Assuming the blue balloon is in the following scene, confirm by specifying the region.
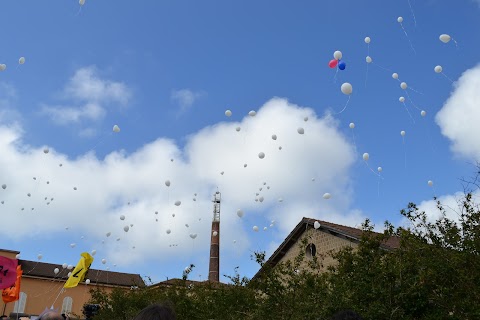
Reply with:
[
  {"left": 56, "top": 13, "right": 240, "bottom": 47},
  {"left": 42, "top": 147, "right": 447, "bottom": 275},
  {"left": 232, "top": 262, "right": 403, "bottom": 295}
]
[{"left": 338, "top": 61, "right": 346, "bottom": 70}]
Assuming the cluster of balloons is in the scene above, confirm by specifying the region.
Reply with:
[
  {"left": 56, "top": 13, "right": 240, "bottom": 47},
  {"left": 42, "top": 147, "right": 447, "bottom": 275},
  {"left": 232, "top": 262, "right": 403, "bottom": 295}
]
[{"left": 328, "top": 51, "right": 346, "bottom": 70}]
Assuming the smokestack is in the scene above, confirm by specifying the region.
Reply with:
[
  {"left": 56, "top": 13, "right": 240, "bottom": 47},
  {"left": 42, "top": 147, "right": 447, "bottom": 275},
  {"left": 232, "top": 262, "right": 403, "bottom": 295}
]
[{"left": 209, "top": 191, "right": 221, "bottom": 282}]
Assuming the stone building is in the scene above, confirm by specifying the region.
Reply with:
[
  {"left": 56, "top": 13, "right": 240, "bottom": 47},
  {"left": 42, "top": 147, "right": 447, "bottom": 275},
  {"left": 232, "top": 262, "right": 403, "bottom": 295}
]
[{"left": 253, "top": 217, "right": 400, "bottom": 278}]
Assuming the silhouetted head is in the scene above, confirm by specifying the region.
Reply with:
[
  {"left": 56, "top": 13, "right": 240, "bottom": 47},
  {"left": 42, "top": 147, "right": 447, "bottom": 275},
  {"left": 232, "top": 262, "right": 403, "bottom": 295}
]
[{"left": 133, "top": 303, "right": 176, "bottom": 320}]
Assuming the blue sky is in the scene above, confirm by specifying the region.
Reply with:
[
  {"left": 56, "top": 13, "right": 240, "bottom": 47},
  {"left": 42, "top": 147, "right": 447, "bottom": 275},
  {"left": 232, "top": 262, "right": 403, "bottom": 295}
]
[{"left": 1, "top": 0, "right": 480, "bottom": 290}]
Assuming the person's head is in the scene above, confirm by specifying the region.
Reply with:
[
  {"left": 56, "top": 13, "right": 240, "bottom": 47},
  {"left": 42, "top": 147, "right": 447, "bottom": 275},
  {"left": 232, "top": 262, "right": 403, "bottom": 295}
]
[
  {"left": 331, "top": 310, "right": 363, "bottom": 320},
  {"left": 1, "top": 315, "right": 8, "bottom": 320},
  {"left": 37, "top": 310, "right": 66, "bottom": 320},
  {"left": 133, "top": 303, "right": 176, "bottom": 320}
]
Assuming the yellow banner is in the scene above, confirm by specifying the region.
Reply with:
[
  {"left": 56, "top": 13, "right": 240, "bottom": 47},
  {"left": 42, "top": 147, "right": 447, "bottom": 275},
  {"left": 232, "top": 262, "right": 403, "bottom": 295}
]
[{"left": 64, "top": 252, "right": 93, "bottom": 289}]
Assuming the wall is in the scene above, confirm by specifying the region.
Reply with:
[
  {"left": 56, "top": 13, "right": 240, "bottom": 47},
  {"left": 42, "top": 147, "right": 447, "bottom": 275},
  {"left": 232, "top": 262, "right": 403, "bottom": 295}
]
[
  {"left": 279, "top": 227, "right": 358, "bottom": 271},
  {"left": 2, "top": 277, "right": 117, "bottom": 318}
]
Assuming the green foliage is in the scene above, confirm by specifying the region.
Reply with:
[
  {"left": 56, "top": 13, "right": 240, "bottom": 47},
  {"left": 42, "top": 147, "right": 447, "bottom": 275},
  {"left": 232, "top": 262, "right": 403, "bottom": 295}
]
[{"left": 87, "top": 181, "right": 480, "bottom": 319}]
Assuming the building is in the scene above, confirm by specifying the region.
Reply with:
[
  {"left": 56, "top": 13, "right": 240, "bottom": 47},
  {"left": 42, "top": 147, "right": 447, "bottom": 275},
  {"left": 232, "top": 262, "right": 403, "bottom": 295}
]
[
  {"left": 0, "top": 249, "right": 144, "bottom": 318},
  {"left": 253, "top": 217, "right": 400, "bottom": 279}
]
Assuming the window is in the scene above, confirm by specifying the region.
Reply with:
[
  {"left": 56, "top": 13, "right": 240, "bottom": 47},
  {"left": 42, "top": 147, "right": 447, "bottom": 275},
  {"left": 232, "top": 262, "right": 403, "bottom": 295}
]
[
  {"left": 61, "top": 296, "right": 73, "bottom": 314},
  {"left": 13, "top": 292, "right": 27, "bottom": 313},
  {"left": 306, "top": 243, "right": 316, "bottom": 258}
]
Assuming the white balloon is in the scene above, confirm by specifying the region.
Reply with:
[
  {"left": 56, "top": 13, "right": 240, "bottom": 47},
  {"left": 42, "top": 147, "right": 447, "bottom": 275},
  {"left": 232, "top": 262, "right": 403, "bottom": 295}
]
[
  {"left": 263, "top": 227, "right": 268, "bottom": 231},
  {"left": 341, "top": 82, "right": 353, "bottom": 95},
  {"left": 166, "top": 229, "right": 171, "bottom": 234},
  {"left": 439, "top": 34, "right": 451, "bottom": 43},
  {"left": 189, "top": 233, "right": 197, "bottom": 239},
  {"left": 165, "top": 180, "right": 171, "bottom": 187},
  {"left": 1, "top": 184, "right": 6, "bottom": 189},
  {"left": 258, "top": 152, "right": 265, "bottom": 159},
  {"left": 271, "top": 134, "right": 277, "bottom": 140},
  {"left": 364, "top": 37, "right": 371, "bottom": 44},
  {"left": 233, "top": 240, "right": 237, "bottom": 243},
  {"left": 399, "top": 97, "right": 405, "bottom": 103},
  {"left": 434, "top": 65, "right": 443, "bottom": 73},
  {"left": 67, "top": 265, "right": 73, "bottom": 270},
  {"left": 225, "top": 110, "right": 232, "bottom": 117},
  {"left": 278, "top": 197, "right": 283, "bottom": 202},
  {"left": 62, "top": 263, "right": 67, "bottom": 269},
  {"left": 79, "top": 0, "right": 85, "bottom": 5},
  {"left": 106, "top": 232, "right": 111, "bottom": 237},
  {"left": 314, "top": 221, "right": 321, "bottom": 229},
  {"left": 43, "top": 148, "right": 49, "bottom": 154},
  {"left": 323, "top": 193, "right": 331, "bottom": 200},
  {"left": 253, "top": 226, "right": 259, "bottom": 232},
  {"left": 235, "top": 126, "right": 241, "bottom": 132},
  {"left": 397, "top": 16, "right": 403, "bottom": 23},
  {"left": 123, "top": 226, "right": 129, "bottom": 232},
  {"left": 297, "top": 127, "right": 305, "bottom": 134},
  {"left": 213, "top": 231, "right": 218, "bottom": 236},
  {"left": 392, "top": 73, "right": 399, "bottom": 79},
  {"left": 428, "top": 180, "right": 433, "bottom": 187},
  {"left": 244, "top": 163, "right": 247, "bottom": 168},
  {"left": 91, "top": 250, "right": 96, "bottom": 256},
  {"left": 68, "top": 272, "right": 72, "bottom": 277},
  {"left": 366, "top": 56, "right": 372, "bottom": 64},
  {"left": 237, "top": 209, "right": 244, "bottom": 218},
  {"left": 15, "top": 254, "right": 20, "bottom": 259},
  {"left": 400, "top": 130, "right": 406, "bottom": 136},
  {"left": 248, "top": 110, "right": 256, "bottom": 117},
  {"left": 333, "top": 50, "right": 342, "bottom": 60},
  {"left": 113, "top": 125, "right": 120, "bottom": 133},
  {"left": 120, "top": 215, "right": 125, "bottom": 220},
  {"left": 174, "top": 200, "right": 181, "bottom": 206},
  {"left": 377, "top": 167, "right": 383, "bottom": 172},
  {"left": 19, "top": 57, "right": 25, "bottom": 65},
  {"left": 54, "top": 268, "right": 59, "bottom": 274},
  {"left": 85, "top": 279, "right": 91, "bottom": 284},
  {"left": 421, "top": 110, "right": 426, "bottom": 117},
  {"left": 70, "top": 243, "right": 76, "bottom": 248},
  {"left": 363, "top": 153, "right": 369, "bottom": 161},
  {"left": 0, "top": 64, "right": 6, "bottom": 71},
  {"left": 259, "top": 196, "right": 264, "bottom": 202},
  {"left": 400, "top": 82, "right": 407, "bottom": 90},
  {"left": 101, "top": 259, "right": 107, "bottom": 264}
]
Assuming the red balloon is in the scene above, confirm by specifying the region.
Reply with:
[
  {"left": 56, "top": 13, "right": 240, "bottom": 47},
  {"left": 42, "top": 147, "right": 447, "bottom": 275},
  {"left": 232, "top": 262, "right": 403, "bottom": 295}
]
[{"left": 328, "top": 59, "right": 338, "bottom": 68}]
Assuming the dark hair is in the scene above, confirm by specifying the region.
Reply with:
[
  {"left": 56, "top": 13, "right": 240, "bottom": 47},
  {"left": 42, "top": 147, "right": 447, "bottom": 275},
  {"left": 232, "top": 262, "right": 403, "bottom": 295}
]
[
  {"left": 133, "top": 303, "right": 176, "bottom": 320},
  {"left": 331, "top": 310, "right": 363, "bottom": 320}
]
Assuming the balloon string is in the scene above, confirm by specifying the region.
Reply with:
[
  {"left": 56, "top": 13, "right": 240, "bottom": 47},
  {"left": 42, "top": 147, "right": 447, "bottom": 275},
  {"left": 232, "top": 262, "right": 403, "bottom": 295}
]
[
  {"left": 351, "top": 129, "right": 358, "bottom": 155},
  {"left": 402, "top": 102, "right": 415, "bottom": 124},
  {"left": 405, "top": 91, "right": 422, "bottom": 111},
  {"left": 365, "top": 63, "right": 369, "bottom": 88},
  {"left": 335, "top": 96, "right": 351, "bottom": 115},
  {"left": 399, "top": 23, "right": 416, "bottom": 54},
  {"left": 407, "top": 0, "right": 417, "bottom": 27},
  {"left": 452, "top": 38, "right": 459, "bottom": 50},
  {"left": 364, "top": 161, "right": 383, "bottom": 179},
  {"left": 408, "top": 86, "right": 424, "bottom": 95},
  {"left": 402, "top": 136, "right": 407, "bottom": 169},
  {"left": 51, "top": 287, "right": 64, "bottom": 309},
  {"left": 372, "top": 62, "right": 392, "bottom": 72},
  {"left": 333, "top": 67, "right": 339, "bottom": 84},
  {"left": 442, "top": 72, "right": 454, "bottom": 83}
]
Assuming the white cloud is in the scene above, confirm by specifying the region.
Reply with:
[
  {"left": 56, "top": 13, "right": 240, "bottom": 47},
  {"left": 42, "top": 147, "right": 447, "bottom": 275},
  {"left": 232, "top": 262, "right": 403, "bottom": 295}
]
[
  {"left": 0, "top": 98, "right": 362, "bottom": 269},
  {"left": 436, "top": 64, "right": 480, "bottom": 160},
  {"left": 41, "top": 103, "right": 106, "bottom": 124},
  {"left": 171, "top": 89, "right": 205, "bottom": 114},
  {"left": 41, "top": 67, "right": 132, "bottom": 126}
]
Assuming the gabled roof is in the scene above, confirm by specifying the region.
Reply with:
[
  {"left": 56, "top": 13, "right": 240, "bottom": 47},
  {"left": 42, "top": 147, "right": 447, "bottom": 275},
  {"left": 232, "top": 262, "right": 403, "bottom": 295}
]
[
  {"left": 253, "top": 217, "right": 400, "bottom": 280},
  {"left": 19, "top": 259, "right": 145, "bottom": 287}
]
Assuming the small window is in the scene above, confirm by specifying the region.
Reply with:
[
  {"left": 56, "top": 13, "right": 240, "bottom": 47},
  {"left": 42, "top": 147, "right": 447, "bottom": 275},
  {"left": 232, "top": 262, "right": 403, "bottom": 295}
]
[
  {"left": 13, "top": 292, "right": 27, "bottom": 313},
  {"left": 306, "top": 243, "right": 316, "bottom": 258},
  {"left": 62, "top": 296, "right": 73, "bottom": 314}
]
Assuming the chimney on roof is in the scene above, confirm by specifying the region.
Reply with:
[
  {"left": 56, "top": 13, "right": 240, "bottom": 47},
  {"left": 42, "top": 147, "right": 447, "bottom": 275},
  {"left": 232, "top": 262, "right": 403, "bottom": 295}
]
[{"left": 208, "top": 191, "right": 221, "bottom": 282}]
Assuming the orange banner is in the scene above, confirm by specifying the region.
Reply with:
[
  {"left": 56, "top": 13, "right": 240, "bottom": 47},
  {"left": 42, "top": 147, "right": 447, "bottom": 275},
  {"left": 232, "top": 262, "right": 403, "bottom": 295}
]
[{"left": 2, "top": 265, "right": 22, "bottom": 303}]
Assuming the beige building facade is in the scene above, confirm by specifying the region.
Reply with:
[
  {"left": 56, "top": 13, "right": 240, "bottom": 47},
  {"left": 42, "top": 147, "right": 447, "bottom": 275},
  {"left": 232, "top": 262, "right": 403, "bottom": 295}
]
[
  {"left": 254, "top": 218, "right": 400, "bottom": 279},
  {"left": 1, "top": 249, "right": 144, "bottom": 319}
]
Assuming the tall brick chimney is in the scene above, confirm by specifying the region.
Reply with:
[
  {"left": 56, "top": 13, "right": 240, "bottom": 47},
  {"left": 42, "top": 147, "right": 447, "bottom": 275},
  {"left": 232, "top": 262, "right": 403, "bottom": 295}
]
[{"left": 208, "top": 191, "right": 221, "bottom": 282}]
